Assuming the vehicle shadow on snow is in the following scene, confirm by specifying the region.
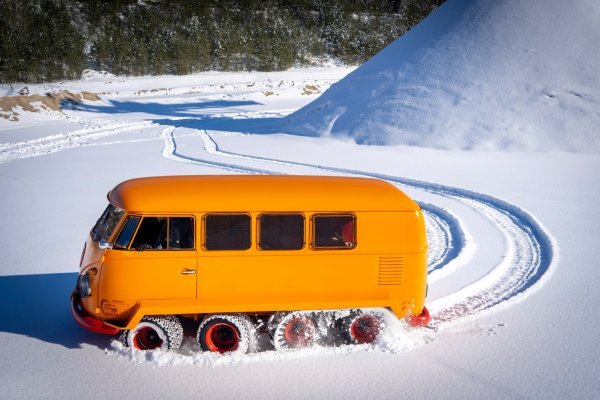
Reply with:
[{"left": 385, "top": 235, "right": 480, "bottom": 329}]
[
  {"left": 74, "top": 98, "right": 262, "bottom": 119},
  {"left": 73, "top": 97, "right": 301, "bottom": 136},
  {"left": 0, "top": 272, "right": 112, "bottom": 349},
  {"left": 153, "top": 116, "right": 285, "bottom": 135}
]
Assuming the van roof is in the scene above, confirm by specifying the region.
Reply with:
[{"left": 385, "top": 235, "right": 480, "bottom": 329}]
[{"left": 108, "top": 175, "right": 420, "bottom": 213}]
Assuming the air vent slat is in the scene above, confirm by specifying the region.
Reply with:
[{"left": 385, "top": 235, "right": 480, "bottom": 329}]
[{"left": 378, "top": 256, "right": 404, "bottom": 286}]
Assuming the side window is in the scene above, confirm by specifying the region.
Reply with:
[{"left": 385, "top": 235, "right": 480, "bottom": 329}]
[
  {"left": 204, "top": 214, "right": 251, "bottom": 250},
  {"left": 126, "top": 217, "right": 194, "bottom": 250},
  {"left": 259, "top": 214, "right": 304, "bottom": 250},
  {"left": 313, "top": 215, "right": 356, "bottom": 249},
  {"left": 114, "top": 216, "right": 140, "bottom": 249},
  {"left": 131, "top": 217, "right": 168, "bottom": 250},
  {"left": 169, "top": 217, "right": 194, "bottom": 249}
]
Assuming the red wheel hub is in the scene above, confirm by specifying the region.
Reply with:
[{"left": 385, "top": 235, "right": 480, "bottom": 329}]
[
  {"left": 350, "top": 314, "right": 381, "bottom": 344},
  {"left": 133, "top": 326, "right": 163, "bottom": 350},
  {"left": 406, "top": 306, "right": 431, "bottom": 327},
  {"left": 205, "top": 323, "right": 240, "bottom": 353},
  {"left": 283, "top": 317, "right": 315, "bottom": 348}
]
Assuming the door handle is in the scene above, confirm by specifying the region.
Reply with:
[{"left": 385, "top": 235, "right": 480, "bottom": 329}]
[{"left": 180, "top": 269, "right": 196, "bottom": 275}]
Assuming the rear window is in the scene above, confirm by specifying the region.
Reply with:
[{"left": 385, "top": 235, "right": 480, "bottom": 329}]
[
  {"left": 313, "top": 215, "right": 356, "bottom": 249},
  {"left": 259, "top": 214, "right": 304, "bottom": 250},
  {"left": 91, "top": 204, "right": 125, "bottom": 241},
  {"left": 204, "top": 214, "right": 251, "bottom": 250}
]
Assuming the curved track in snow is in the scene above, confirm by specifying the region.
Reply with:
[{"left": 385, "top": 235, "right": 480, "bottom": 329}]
[
  {"left": 418, "top": 201, "right": 467, "bottom": 274},
  {"left": 161, "top": 126, "right": 274, "bottom": 174},
  {"left": 0, "top": 122, "right": 556, "bottom": 330},
  {"left": 161, "top": 128, "right": 556, "bottom": 328},
  {"left": 0, "top": 121, "right": 155, "bottom": 164}
]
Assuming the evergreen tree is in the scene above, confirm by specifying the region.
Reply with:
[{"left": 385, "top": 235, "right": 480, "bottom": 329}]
[{"left": 0, "top": 0, "right": 443, "bottom": 83}]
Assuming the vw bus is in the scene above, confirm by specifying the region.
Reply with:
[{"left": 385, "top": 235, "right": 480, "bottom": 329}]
[{"left": 71, "top": 175, "right": 430, "bottom": 353}]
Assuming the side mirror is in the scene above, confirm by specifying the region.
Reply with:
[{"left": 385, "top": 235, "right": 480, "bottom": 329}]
[{"left": 99, "top": 240, "right": 113, "bottom": 250}]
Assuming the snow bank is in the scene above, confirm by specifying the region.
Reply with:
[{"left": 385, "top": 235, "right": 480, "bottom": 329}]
[{"left": 283, "top": 0, "right": 600, "bottom": 152}]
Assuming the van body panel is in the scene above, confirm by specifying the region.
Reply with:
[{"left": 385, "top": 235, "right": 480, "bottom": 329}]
[
  {"left": 349, "top": 211, "right": 426, "bottom": 253},
  {"left": 98, "top": 250, "right": 197, "bottom": 319},
  {"left": 108, "top": 175, "right": 420, "bottom": 213},
  {"left": 75, "top": 175, "right": 429, "bottom": 330},
  {"left": 197, "top": 253, "right": 381, "bottom": 306}
]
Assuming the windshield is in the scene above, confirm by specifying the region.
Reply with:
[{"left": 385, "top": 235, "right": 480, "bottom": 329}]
[{"left": 91, "top": 204, "right": 125, "bottom": 241}]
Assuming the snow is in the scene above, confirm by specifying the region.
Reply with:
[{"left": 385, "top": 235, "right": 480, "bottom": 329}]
[
  {"left": 284, "top": 0, "right": 600, "bottom": 152},
  {"left": 1, "top": 0, "right": 600, "bottom": 398},
  {"left": 0, "top": 66, "right": 354, "bottom": 99}
]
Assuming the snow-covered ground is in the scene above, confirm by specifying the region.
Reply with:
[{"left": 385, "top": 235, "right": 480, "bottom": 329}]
[
  {"left": 1, "top": 68, "right": 598, "bottom": 399},
  {"left": 1, "top": 1, "right": 599, "bottom": 399}
]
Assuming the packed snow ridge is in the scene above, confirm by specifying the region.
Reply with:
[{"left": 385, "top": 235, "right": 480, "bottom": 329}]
[{"left": 284, "top": 0, "right": 600, "bottom": 153}]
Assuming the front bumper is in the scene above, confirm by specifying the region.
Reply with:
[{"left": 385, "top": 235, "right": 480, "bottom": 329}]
[{"left": 70, "top": 291, "right": 120, "bottom": 335}]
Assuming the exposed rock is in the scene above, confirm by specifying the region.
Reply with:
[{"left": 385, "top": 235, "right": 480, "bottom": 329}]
[{"left": 0, "top": 90, "right": 100, "bottom": 121}]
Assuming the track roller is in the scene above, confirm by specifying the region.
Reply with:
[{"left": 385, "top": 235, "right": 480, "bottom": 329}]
[
  {"left": 197, "top": 314, "right": 257, "bottom": 354},
  {"left": 341, "top": 311, "right": 383, "bottom": 345},
  {"left": 272, "top": 312, "right": 321, "bottom": 350},
  {"left": 122, "top": 315, "right": 183, "bottom": 351}
]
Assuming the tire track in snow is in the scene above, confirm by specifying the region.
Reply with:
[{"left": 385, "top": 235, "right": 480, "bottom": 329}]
[
  {"left": 195, "top": 130, "right": 474, "bottom": 277},
  {"left": 161, "top": 129, "right": 556, "bottom": 327},
  {"left": 167, "top": 129, "right": 460, "bottom": 272},
  {"left": 174, "top": 128, "right": 460, "bottom": 273},
  {"left": 418, "top": 201, "right": 470, "bottom": 274},
  {"left": 0, "top": 121, "right": 155, "bottom": 164},
  {"left": 199, "top": 129, "right": 460, "bottom": 272},
  {"left": 161, "top": 127, "right": 276, "bottom": 174}
]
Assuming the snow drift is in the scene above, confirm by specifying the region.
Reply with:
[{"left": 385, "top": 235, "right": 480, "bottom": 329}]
[{"left": 283, "top": 0, "right": 600, "bottom": 152}]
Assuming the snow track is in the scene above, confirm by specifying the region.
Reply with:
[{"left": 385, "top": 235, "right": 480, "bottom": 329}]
[
  {"left": 161, "top": 127, "right": 274, "bottom": 174},
  {"left": 0, "top": 121, "right": 556, "bottom": 348},
  {"left": 419, "top": 201, "right": 467, "bottom": 274},
  {"left": 0, "top": 121, "right": 155, "bottom": 164},
  {"left": 161, "top": 128, "right": 556, "bottom": 329},
  {"left": 0, "top": 123, "right": 556, "bottom": 329}
]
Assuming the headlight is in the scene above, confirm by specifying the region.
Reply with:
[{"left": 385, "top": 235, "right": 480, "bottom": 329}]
[{"left": 77, "top": 275, "right": 91, "bottom": 297}]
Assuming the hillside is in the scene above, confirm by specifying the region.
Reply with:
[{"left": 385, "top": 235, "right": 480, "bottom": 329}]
[
  {"left": 0, "top": 0, "right": 439, "bottom": 83},
  {"left": 284, "top": 0, "right": 600, "bottom": 152}
]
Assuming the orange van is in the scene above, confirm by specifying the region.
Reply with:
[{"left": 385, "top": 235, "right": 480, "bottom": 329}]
[{"left": 71, "top": 175, "right": 430, "bottom": 353}]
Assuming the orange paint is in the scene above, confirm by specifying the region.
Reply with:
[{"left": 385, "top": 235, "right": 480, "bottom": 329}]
[{"left": 74, "top": 175, "right": 428, "bottom": 331}]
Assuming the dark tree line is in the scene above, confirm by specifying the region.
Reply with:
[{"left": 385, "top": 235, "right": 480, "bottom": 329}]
[{"left": 0, "top": 0, "right": 442, "bottom": 84}]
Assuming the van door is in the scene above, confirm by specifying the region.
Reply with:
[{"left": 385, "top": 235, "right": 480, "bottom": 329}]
[{"left": 102, "top": 216, "right": 197, "bottom": 303}]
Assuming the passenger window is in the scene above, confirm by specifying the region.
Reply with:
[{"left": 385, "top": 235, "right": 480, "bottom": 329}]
[
  {"left": 205, "top": 214, "right": 251, "bottom": 250},
  {"left": 313, "top": 215, "right": 356, "bottom": 249},
  {"left": 131, "top": 217, "right": 168, "bottom": 250},
  {"left": 169, "top": 217, "right": 194, "bottom": 249},
  {"left": 259, "top": 214, "right": 304, "bottom": 250},
  {"left": 114, "top": 216, "right": 140, "bottom": 249}
]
